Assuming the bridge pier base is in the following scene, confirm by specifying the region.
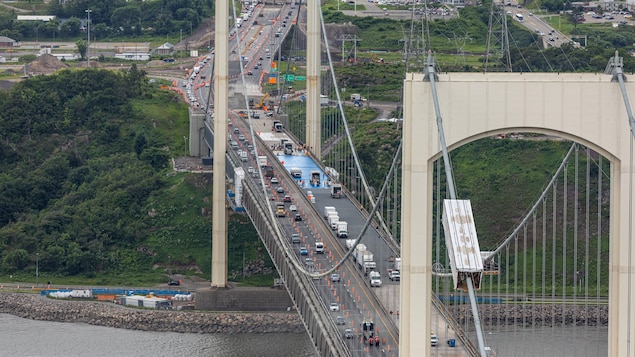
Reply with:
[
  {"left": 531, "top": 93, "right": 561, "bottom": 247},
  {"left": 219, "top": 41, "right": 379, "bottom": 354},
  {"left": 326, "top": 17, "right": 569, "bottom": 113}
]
[{"left": 195, "top": 286, "right": 293, "bottom": 311}]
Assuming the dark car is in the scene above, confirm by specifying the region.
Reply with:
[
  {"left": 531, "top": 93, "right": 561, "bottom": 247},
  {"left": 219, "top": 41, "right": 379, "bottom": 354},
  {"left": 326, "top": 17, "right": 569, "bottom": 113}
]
[
  {"left": 168, "top": 280, "right": 180, "bottom": 286},
  {"left": 294, "top": 214, "right": 303, "bottom": 221}
]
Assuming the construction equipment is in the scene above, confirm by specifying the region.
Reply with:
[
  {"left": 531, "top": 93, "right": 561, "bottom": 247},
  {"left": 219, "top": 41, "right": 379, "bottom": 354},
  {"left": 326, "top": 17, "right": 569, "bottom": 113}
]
[
  {"left": 254, "top": 93, "right": 269, "bottom": 110},
  {"left": 370, "top": 53, "right": 385, "bottom": 64}
]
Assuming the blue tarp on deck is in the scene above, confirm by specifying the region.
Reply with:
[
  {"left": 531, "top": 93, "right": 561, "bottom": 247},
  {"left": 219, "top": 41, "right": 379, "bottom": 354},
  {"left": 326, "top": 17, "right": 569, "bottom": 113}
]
[{"left": 275, "top": 154, "right": 330, "bottom": 189}]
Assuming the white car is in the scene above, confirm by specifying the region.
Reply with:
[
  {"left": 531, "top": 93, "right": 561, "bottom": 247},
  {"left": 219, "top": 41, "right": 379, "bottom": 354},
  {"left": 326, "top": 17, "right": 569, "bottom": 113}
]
[
  {"left": 289, "top": 204, "right": 297, "bottom": 212},
  {"left": 271, "top": 177, "right": 279, "bottom": 184},
  {"left": 431, "top": 333, "right": 439, "bottom": 346},
  {"left": 329, "top": 303, "right": 340, "bottom": 312}
]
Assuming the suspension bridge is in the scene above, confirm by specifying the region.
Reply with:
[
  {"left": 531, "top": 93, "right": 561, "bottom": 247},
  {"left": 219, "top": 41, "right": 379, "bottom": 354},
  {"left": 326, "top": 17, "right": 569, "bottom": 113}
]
[{"left": 182, "top": 1, "right": 635, "bottom": 356}]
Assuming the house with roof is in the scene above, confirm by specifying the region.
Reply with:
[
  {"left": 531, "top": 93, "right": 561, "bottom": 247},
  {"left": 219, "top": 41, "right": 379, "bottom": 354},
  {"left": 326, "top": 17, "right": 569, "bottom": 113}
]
[
  {"left": 155, "top": 42, "right": 175, "bottom": 56},
  {"left": 0, "top": 36, "right": 17, "bottom": 48}
]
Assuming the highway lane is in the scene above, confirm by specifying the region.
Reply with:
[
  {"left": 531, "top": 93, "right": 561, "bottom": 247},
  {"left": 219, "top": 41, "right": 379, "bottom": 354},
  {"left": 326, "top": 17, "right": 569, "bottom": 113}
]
[
  {"left": 223, "top": 107, "right": 399, "bottom": 355},
  {"left": 504, "top": 3, "right": 570, "bottom": 48}
]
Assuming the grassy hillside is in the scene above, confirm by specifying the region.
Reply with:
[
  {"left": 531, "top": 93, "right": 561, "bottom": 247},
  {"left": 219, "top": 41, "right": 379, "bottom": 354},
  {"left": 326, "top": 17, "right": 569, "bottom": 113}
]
[{"left": 0, "top": 68, "right": 275, "bottom": 286}]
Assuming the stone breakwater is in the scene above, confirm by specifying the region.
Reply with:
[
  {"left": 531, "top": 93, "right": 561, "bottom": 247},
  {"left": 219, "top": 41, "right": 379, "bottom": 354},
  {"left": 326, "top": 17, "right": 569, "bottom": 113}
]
[
  {"left": 451, "top": 304, "right": 609, "bottom": 327},
  {"left": 0, "top": 293, "right": 305, "bottom": 334}
]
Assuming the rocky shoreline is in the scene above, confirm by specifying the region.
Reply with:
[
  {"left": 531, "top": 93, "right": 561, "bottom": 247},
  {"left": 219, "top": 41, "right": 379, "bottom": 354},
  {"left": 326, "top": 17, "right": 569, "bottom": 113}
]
[
  {"left": 0, "top": 293, "right": 305, "bottom": 334},
  {"left": 451, "top": 304, "right": 609, "bottom": 327}
]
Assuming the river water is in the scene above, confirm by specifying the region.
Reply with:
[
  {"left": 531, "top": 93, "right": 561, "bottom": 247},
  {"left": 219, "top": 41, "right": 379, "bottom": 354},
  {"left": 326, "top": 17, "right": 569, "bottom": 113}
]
[
  {"left": 0, "top": 314, "right": 316, "bottom": 357},
  {"left": 1, "top": 313, "right": 609, "bottom": 356}
]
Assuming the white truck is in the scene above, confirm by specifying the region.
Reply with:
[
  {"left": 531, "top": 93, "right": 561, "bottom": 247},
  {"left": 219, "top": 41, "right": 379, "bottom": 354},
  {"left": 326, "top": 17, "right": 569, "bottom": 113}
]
[
  {"left": 323, "top": 206, "right": 337, "bottom": 219},
  {"left": 346, "top": 239, "right": 356, "bottom": 249},
  {"left": 394, "top": 257, "right": 401, "bottom": 271},
  {"left": 353, "top": 243, "right": 376, "bottom": 273},
  {"left": 320, "top": 94, "right": 329, "bottom": 106},
  {"left": 369, "top": 271, "right": 382, "bottom": 287},
  {"left": 331, "top": 183, "right": 343, "bottom": 198},
  {"left": 258, "top": 155, "right": 267, "bottom": 167},
  {"left": 328, "top": 214, "right": 339, "bottom": 230},
  {"left": 337, "top": 221, "right": 348, "bottom": 238}
]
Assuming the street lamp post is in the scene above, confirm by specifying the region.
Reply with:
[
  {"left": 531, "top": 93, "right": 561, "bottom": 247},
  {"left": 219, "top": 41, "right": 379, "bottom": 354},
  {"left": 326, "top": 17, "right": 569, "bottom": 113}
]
[
  {"left": 168, "top": 255, "right": 171, "bottom": 279},
  {"left": 86, "top": 9, "right": 92, "bottom": 67},
  {"left": 36, "top": 252, "right": 39, "bottom": 288}
]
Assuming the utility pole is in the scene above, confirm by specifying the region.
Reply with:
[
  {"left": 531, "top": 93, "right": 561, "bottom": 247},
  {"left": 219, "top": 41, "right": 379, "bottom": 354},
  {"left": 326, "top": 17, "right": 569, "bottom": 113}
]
[{"left": 85, "top": 9, "right": 92, "bottom": 67}]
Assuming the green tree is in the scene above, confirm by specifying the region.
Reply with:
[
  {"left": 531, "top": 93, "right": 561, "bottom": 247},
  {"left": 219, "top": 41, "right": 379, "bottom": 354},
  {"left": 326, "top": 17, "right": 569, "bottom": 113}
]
[
  {"left": 76, "top": 39, "right": 87, "bottom": 60},
  {"left": 134, "top": 133, "right": 148, "bottom": 157},
  {"left": 3, "top": 249, "right": 29, "bottom": 271},
  {"left": 140, "top": 148, "right": 170, "bottom": 170},
  {"left": 60, "top": 17, "right": 81, "bottom": 38}
]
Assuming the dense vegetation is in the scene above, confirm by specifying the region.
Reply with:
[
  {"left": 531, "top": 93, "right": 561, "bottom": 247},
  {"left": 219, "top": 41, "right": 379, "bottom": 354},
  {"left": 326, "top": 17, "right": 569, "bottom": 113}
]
[
  {"left": 0, "top": 0, "right": 213, "bottom": 40},
  {"left": 0, "top": 69, "right": 274, "bottom": 285}
]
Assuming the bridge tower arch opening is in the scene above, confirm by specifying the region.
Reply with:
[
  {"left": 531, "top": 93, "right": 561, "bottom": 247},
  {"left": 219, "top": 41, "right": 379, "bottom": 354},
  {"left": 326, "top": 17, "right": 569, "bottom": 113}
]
[{"left": 402, "top": 71, "right": 634, "bottom": 357}]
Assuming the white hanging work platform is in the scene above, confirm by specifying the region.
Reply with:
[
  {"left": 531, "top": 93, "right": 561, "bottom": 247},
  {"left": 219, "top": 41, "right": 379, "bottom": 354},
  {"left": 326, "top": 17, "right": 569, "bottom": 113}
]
[{"left": 442, "top": 199, "right": 484, "bottom": 291}]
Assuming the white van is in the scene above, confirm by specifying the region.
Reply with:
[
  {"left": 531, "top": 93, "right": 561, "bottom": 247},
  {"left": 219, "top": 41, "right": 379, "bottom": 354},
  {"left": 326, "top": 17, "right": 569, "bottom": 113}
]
[{"left": 315, "top": 242, "right": 324, "bottom": 254}]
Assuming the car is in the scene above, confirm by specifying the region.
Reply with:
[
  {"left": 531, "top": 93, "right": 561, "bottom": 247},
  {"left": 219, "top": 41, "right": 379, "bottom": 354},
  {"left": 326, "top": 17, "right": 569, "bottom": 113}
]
[
  {"left": 247, "top": 166, "right": 254, "bottom": 174},
  {"left": 238, "top": 135, "right": 246, "bottom": 141},
  {"left": 247, "top": 71, "right": 253, "bottom": 75},
  {"left": 294, "top": 214, "right": 303, "bottom": 221},
  {"left": 277, "top": 186, "right": 285, "bottom": 193},
  {"left": 168, "top": 280, "right": 180, "bottom": 286},
  {"left": 284, "top": 195, "right": 292, "bottom": 202},
  {"left": 336, "top": 316, "right": 346, "bottom": 325},
  {"left": 329, "top": 303, "right": 340, "bottom": 312},
  {"left": 291, "top": 233, "right": 301, "bottom": 243},
  {"left": 344, "top": 328, "right": 354, "bottom": 339},
  {"left": 330, "top": 273, "right": 341, "bottom": 282},
  {"left": 305, "top": 258, "right": 314, "bottom": 266},
  {"left": 388, "top": 270, "right": 401, "bottom": 281},
  {"left": 252, "top": 112, "right": 260, "bottom": 119},
  {"left": 271, "top": 177, "right": 279, "bottom": 184},
  {"left": 259, "top": 56, "right": 264, "bottom": 60},
  {"left": 254, "top": 65, "right": 259, "bottom": 70},
  {"left": 289, "top": 204, "right": 297, "bottom": 211},
  {"left": 299, "top": 246, "right": 308, "bottom": 255},
  {"left": 431, "top": 333, "right": 439, "bottom": 346}
]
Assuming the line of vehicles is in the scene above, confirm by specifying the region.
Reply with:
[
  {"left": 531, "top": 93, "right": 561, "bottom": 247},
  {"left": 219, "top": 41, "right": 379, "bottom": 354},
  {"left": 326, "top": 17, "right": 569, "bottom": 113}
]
[{"left": 323, "top": 206, "right": 348, "bottom": 238}]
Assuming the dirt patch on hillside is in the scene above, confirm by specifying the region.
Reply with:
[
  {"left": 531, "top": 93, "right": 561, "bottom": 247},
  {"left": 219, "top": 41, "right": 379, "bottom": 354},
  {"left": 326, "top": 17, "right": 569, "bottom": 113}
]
[
  {"left": 294, "top": 22, "right": 359, "bottom": 52},
  {"left": 177, "top": 17, "right": 215, "bottom": 50}
]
